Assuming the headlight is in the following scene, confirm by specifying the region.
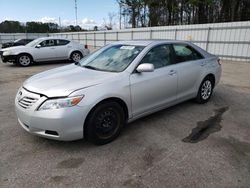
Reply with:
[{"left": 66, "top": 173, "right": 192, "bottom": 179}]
[
  {"left": 38, "top": 95, "right": 84, "bottom": 111},
  {"left": 3, "top": 51, "right": 12, "bottom": 56}
]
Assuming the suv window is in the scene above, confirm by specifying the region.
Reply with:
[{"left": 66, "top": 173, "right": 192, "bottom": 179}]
[
  {"left": 173, "top": 44, "right": 203, "bottom": 63},
  {"left": 140, "top": 44, "right": 174, "bottom": 69},
  {"left": 57, "top": 39, "right": 70, "bottom": 46},
  {"left": 39, "top": 39, "right": 56, "bottom": 47}
]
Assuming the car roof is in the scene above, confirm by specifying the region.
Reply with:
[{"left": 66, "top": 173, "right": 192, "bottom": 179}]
[
  {"left": 36, "top": 37, "right": 70, "bottom": 41},
  {"left": 111, "top": 39, "right": 194, "bottom": 46},
  {"left": 111, "top": 39, "right": 214, "bottom": 58}
]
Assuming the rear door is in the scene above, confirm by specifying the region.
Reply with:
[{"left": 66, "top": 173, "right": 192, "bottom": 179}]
[
  {"left": 172, "top": 43, "right": 205, "bottom": 100},
  {"left": 54, "top": 39, "right": 71, "bottom": 60}
]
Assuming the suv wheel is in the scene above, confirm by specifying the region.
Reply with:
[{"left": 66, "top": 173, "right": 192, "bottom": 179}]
[{"left": 85, "top": 101, "right": 125, "bottom": 145}]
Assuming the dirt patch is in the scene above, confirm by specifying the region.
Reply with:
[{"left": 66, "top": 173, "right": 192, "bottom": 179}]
[
  {"left": 0, "top": 75, "right": 32, "bottom": 85},
  {"left": 122, "top": 178, "right": 144, "bottom": 188},
  {"left": 182, "top": 107, "right": 229, "bottom": 143},
  {"left": 50, "top": 175, "right": 66, "bottom": 182},
  {"left": 57, "top": 157, "right": 84, "bottom": 169}
]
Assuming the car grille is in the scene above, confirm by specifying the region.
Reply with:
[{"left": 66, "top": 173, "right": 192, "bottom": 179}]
[{"left": 18, "top": 96, "right": 39, "bottom": 109}]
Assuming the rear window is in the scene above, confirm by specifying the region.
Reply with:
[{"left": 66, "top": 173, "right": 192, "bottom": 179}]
[
  {"left": 57, "top": 39, "right": 70, "bottom": 46},
  {"left": 173, "top": 44, "right": 203, "bottom": 63}
]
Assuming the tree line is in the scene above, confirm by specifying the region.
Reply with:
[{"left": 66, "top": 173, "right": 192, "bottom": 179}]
[
  {"left": 1, "top": 0, "right": 249, "bottom": 33},
  {"left": 0, "top": 20, "right": 87, "bottom": 33},
  {"left": 117, "top": 0, "right": 250, "bottom": 28}
]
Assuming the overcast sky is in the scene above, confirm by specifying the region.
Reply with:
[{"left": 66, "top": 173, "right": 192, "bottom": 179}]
[{"left": 0, "top": 0, "right": 118, "bottom": 29}]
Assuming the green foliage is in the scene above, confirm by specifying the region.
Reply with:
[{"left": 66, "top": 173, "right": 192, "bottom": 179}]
[
  {"left": 0, "top": 21, "right": 25, "bottom": 33},
  {"left": 0, "top": 20, "right": 59, "bottom": 33}
]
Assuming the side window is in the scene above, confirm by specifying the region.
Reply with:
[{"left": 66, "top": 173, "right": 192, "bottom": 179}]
[
  {"left": 173, "top": 44, "right": 203, "bottom": 63},
  {"left": 57, "top": 39, "right": 70, "bottom": 46},
  {"left": 18, "top": 39, "right": 25, "bottom": 44},
  {"left": 39, "top": 40, "right": 56, "bottom": 47},
  {"left": 140, "top": 44, "right": 174, "bottom": 69}
]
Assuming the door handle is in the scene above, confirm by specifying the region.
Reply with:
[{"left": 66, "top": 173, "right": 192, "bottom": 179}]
[{"left": 168, "top": 70, "right": 177, "bottom": 75}]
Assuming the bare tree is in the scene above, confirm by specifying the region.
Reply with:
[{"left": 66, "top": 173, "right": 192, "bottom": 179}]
[{"left": 103, "top": 12, "right": 117, "bottom": 30}]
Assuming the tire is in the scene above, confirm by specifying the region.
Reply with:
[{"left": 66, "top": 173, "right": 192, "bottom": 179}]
[
  {"left": 196, "top": 77, "right": 214, "bottom": 104},
  {"left": 17, "top": 54, "right": 32, "bottom": 67},
  {"left": 85, "top": 101, "right": 125, "bottom": 145},
  {"left": 70, "top": 51, "right": 83, "bottom": 62}
]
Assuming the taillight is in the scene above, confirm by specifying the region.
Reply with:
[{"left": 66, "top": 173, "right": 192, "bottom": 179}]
[
  {"left": 84, "top": 44, "right": 88, "bottom": 49},
  {"left": 217, "top": 58, "right": 221, "bottom": 65}
]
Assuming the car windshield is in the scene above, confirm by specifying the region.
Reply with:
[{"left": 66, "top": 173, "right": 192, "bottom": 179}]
[
  {"left": 25, "top": 38, "right": 42, "bottom": 47},
  {"left": 14, "top": 39, "right": 22, "bottom": 43},
  {"left": 79, "top": 44, "right": 144, "bottom": 72}
]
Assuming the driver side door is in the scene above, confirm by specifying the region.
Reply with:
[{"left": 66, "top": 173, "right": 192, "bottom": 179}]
[
  {"left": 33, "top": 39, "right": 58, "bottom": 61},
  {"left": 130, "top": 44, "right": 178, "bottom": 117}
]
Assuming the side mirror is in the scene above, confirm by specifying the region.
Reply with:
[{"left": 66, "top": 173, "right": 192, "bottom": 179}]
[
  {"left": 35, "top": 44, "right": 41, "bottom": 48},
  {"left": 136, "top": 63, "right": 154, "bottom": 73}
]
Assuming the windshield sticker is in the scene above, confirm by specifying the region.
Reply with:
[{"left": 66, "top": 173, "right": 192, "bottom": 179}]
[{"left": 120, "top": 46, "right": 135, "bottom": 50}]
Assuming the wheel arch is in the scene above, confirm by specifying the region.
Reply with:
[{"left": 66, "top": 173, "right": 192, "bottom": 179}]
[
  {"left": 203, "top": 73, "right": 215, "bottom": 88},
  {"left": 69, "top": 50, "right": 83, "bottom": 59},
  {"left": 83, "top": 97, "right": 129, "bottom": 138},
  {"left": 17, "top": 52, "right": 34, "bottom": 61}
]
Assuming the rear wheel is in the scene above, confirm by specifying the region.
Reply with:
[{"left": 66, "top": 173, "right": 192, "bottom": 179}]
[
  {"left": 71, "top": 51, "right": 83, "bottom": 62},
  {"left": 196, "top": 77, "right": 214, "bottom": 103},
  {"left": 85, "top": 101, "right": 125, "bottom": 145},
  {"left": 17, "top": 54, "right": 32, "bottom": 67}
]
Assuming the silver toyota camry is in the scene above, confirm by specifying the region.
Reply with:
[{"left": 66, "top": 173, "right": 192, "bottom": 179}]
[{"left": 15, "top": 40, "right": 221, "bottom": 144}]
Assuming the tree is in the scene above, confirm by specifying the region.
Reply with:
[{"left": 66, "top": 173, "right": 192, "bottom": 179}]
[
  {"left": 0, "top": 20, "right": 24, "bottom": 33},
  {"left": 103, "top": 12, "right": 117, "bottom": 30},
  {"left": 117, "top": 0, "right": 250, "bottom": 27}
]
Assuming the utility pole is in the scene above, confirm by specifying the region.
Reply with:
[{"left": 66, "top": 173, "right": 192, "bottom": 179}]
[
  {"left": 59, "top": 17, "right": 62, "bottom": 31},
  {"left": 119, "top": 2, "right": 122, "bottom": 29},
  {"left": 75, "top": 0, "right": 78, "bottom": 26}
]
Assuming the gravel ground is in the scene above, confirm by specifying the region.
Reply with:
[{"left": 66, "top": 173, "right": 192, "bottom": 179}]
[{"left": 0, "top": 60, "right": 250, "bottom": 188}]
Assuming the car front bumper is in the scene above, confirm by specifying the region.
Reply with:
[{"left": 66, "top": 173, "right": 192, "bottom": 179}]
[
  {"left": 15, "top": 88, "right": 89, "bottom": 141},
  {"left": 1, "top": 55, "right": 17, "bottom": 63}
]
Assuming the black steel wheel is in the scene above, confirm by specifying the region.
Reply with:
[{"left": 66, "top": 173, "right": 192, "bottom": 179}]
[{"left": 85, "top": 101, "right": 125, "bottom": 145}]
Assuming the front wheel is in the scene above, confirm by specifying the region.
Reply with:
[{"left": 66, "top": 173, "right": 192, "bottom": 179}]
[
  {"left": 70, "top": 51, "right": 83, "bottom": 62},
  {"left": 196, "top": 77, "right": 214, "bottom": 103},
  {"left": 85, "top": 101, "right": 125, "bottom": 145},
  {"left": 17, "top": 54, "right": 32, "bottom": 67}
]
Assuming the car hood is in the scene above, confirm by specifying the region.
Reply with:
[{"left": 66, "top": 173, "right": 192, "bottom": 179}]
[
  {"left": 23, "top": 64, "right": 118, "bottom": 97},
  {"left": 0, "top": 45, "right": 28, "bottom": 52}
]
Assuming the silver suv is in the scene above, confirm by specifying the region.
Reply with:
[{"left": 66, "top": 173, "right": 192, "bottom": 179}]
[{"left": 15, "top": 40, "right": 221, "bottom": 144}]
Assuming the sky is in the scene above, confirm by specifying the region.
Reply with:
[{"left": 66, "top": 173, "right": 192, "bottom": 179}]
[{"left": 0, "top": 0, "right": 119, "bottom": 29}]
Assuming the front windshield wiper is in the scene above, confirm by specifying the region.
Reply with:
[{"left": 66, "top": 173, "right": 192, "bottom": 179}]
[{"left": 82, "top": 65, "right": 99, "bottom": 70}]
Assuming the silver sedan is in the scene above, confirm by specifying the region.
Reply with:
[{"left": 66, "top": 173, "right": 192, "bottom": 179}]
[
  {"left": 1, "top": 37, "right": 90, "bottom": 66},
  {"left": 15, "top": 40, "right": 221, "bottom": 144}
]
